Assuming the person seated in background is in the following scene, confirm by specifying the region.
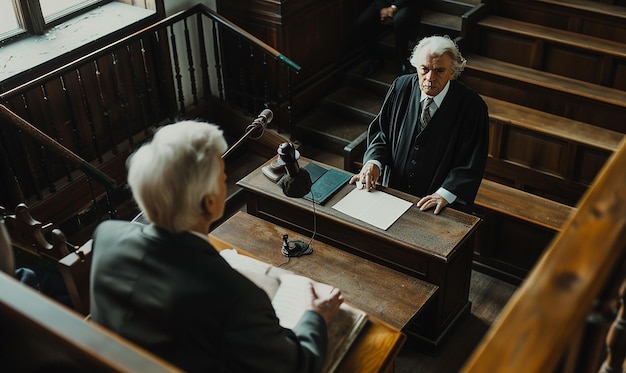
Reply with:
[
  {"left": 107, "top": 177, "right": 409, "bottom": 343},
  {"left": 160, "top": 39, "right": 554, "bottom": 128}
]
[
  {"left": 350, "top": 35, "right": 489, "bottom": 215},
  {"left": 356, "top": 0, "right": 426, "bottom": 76},
  {"left": 89, "top": 120, "right": 343, "bottom": 373}
]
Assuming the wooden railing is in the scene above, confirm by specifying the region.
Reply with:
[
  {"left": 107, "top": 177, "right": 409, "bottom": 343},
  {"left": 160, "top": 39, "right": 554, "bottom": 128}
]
[
  {"left": 462, "top": 136, "right": 626, "bottom": 372},
  {"left": 0, "top": 4, "right": 300, "bottom": 237}
]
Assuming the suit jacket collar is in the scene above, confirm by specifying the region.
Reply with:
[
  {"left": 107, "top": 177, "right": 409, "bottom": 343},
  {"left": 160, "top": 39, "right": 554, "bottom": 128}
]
[{"left": 141, "top": 223, "right": 219, "bottom": 257}]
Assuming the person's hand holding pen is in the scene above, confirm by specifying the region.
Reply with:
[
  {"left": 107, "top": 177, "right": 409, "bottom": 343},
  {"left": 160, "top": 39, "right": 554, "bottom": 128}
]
[{"left": 349, "top": 162, "right": 380, "bottom": 191}]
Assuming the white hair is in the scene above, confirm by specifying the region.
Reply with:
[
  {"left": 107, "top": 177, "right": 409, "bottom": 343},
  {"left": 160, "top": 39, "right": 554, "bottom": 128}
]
[
  {"left": 126, "top": 120, "right": 227, "bottom": 232},
  {"left": 410, "top": 35, "right": 467, "bottom": 79}
]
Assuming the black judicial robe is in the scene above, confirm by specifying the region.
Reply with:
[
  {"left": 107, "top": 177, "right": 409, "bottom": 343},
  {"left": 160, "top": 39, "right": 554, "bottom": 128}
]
[{"left": 363, "top": 76, "right": 489, "bottom": 212}]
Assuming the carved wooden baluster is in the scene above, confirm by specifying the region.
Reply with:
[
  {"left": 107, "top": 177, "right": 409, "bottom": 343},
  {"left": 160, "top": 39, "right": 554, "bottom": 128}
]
[
  {"left": 21, "top": 93, "right": 56, "bottom": 193},
  {"left": 600, "top": 278, "right": 626, "bottom": 373},
  {"left": 0, "top": 130, "right": 25, "bottom": 206},
  {"left": 196, "top": 13, "right": 211, "bottom": 99},
  {"left": 126, "top": 43, "right": 150, "bottom": 136},
  {"left": 93, "top": 60, "right": 118, "bottom": 155},
  {"left": 41, "top": 84, "right": 73, "bottom": 179},
  {"left": 261, "top": 54, "right": 270, "bottom": 114},
  {"left": 235, "top": 37, "right": 248, "bottom": 108},
  {"left": 14, "top": 96, "right": 43, "bottom": 199},
  {"left": 76, "top": 68, "right": 103, "bottom": 163},
  {"left": 286, "top": 66, "right": 294, "bottom": 135},
  {"left": 111, "top": 51, "right": 134, "bottom": 147},
  {"left": 139, "top": 38, "right": 156, "bottom": 131},
  {"left": 247, "top": 44, "right": 257, "bottom": 113},
  {"left": 183, "top": 17, "right": 198, "bottom": 106},
  {"left": 169, "top": 24, "right": 185, "bottom": 114},
  {"left": 60, "top": 76, "right": 85, "bottom": 157},
  {"left": 211, "top": 19, "right": 224, "bottom": 101}
]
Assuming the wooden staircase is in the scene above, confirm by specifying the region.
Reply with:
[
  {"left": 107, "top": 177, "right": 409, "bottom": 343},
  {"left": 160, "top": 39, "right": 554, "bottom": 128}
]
[
  {"left": 294, "top": 0, "right": 625, "bottom": 157},
  {"left": 294, "top": 0, "right": 485, "bottom": 155},
  {"left": 291, "top": 0, "right": 626, "bottom": 284}
]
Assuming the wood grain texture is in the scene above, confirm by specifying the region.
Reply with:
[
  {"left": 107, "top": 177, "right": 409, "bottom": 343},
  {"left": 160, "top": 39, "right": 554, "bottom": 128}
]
[
  {"left": 209, "top": 212, "right": 410, "bottom": 373},
  {"left": 462, "top": 138, "right": 626, "bottom": 372}
]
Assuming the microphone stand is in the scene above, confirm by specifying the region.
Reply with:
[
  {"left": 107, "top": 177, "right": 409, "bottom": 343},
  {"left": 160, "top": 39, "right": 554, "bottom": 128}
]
[{"left": 221, "top": 118, "right": 266, "bottom": 160}]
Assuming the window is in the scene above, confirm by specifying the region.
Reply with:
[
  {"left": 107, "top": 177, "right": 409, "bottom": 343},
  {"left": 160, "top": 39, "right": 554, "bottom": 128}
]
[{"left": 0, "top": 0, "right": 109, "bottom": 44}]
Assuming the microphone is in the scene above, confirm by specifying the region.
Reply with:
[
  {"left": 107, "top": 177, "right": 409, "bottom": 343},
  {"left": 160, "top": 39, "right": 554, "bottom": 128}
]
[
  {"left": 247, "top": 109, "right": 273, "bottom": 140},
  {"left": 222, "top": 109, "right": 273, "bottom": 159}
]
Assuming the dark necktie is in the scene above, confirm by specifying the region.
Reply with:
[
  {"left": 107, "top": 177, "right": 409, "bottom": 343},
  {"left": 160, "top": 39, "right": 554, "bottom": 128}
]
[{"left": 420, "top": 97, "right": 433, "bottom": 132}]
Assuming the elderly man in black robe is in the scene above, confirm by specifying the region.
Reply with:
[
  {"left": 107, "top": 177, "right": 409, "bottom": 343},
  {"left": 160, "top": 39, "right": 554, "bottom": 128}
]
[{"left": 350, "top": 35, "right": 489, "bottom": 215}]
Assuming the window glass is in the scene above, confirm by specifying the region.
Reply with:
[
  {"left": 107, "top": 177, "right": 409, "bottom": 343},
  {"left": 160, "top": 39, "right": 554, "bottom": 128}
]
[
  {"left": 0, "top": 0, "right": 21, "bottom": 36},
  {"left": 40, "top": 0, "right": 102, "bottom": 22}
]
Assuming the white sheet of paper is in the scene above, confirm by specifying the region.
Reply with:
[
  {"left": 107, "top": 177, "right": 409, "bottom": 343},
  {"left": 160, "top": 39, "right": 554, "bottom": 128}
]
[{"left": 331, "top": 187, "right": 413, "bottom": 230}]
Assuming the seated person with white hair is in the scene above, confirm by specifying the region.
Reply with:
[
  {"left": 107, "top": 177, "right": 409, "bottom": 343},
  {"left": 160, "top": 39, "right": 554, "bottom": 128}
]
[{"left": 89, "top": 120, "right": 343, "bottom": 373}]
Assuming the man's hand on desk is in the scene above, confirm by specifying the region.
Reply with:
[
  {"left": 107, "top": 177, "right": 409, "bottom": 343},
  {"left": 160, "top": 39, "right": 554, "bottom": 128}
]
[
  {"left": 309, "top": 286, "right": 344, "bottom": 325},
  {"left": 416, "top": 193, "right": 449, "bottom": 215},
  {"left": 349, "top": 163, "right": 380, "bottom": 191}
]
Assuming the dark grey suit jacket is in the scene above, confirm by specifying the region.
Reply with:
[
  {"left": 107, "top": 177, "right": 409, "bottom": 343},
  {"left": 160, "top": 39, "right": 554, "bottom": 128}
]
[{"left": 90, "top": 220, "right": 327, "bottom": 373}]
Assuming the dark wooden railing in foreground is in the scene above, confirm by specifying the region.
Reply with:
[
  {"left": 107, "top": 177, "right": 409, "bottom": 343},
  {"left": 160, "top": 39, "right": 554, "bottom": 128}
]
[
  {"left": 0, "top": 271, "right": 182, "bottom": 372},
  {"left": 0, "top": 4, "right": 300, "bottom": 237},
  {"left": 462, "top": 136, "right": 626, "bottom": 372}
]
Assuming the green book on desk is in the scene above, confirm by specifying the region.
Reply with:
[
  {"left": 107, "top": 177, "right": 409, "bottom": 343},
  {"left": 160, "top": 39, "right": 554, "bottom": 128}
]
[{"left": 303, "top": 162, "right": 351, "bottom": 205}]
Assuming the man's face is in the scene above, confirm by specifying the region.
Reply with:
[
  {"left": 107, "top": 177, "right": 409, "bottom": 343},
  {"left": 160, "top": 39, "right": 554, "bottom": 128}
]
[
  {"left": 208, "top": 157, "right": 227, "bottom": 224},
  {"left": 416, "top": 52, "right": 455, "bottom": 97}
]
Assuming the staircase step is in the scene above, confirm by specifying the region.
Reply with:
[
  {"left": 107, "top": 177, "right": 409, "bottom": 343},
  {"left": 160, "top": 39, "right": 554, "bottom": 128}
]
[
  {"left": 477, "top": 16, "right": 626, "bottom": 60},
  {"left": 291, "top": 0, "right": 485, "bottom": 155},
  {"left": 296, "top": 110, "right": 368, "bottom": 154},
  {"left": 462, "top": 55, "right": 626, "bottom": 132},
  {"left": 421, "top": 9, "right": 463, "bottom": 32},
  {"left": 346, "top": 58, "right": 398, "bottom": 94},
  {"left": 323, "top": 85, "right": 383, "bottom": 119}
]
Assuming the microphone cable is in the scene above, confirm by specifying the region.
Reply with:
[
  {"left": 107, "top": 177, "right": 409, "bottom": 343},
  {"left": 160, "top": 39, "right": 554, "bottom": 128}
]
[{"left": 277, "top": 194, "right": 318, "bottom": 266}]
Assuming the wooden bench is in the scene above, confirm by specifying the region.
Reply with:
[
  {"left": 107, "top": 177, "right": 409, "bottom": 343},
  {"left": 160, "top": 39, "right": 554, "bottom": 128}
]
[
  {"left": 0, "top": 271, "right": 182, "bottom": 372},
  {"left": 473, "top": 179, "right": 575, "bottom": 284},
  {"left": 461, "top": 54, "right": 626, "bottom": 133},
  {"left": 3, "top": 203, "right": 71, "bottom": 261},
  {"left": 2, "top": 203, "right": 94, "bottom": 314},
  {"left": 474, "top": 15, "right": 626, "bottom": 89},
  {"left": 483, "top": 96, "right": 623, "bottom": 206},
  {"left": 343, "top": 97, "right": 624, "bottom": 206},
  {"left": 494, "top": 0, "right": 626, "bottom": 44},
  {"left": 58, "top": 240, "right": 93, "bottom": 316}
]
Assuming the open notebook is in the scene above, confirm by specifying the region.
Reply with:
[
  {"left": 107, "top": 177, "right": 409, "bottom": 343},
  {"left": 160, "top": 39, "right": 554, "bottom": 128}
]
[{"left": 220, "top": 249, "right": 367, "bottom": 373}]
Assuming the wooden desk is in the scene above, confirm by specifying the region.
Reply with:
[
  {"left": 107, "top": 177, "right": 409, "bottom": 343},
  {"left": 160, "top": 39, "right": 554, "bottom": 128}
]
[
  {"left": 237, "top": 157, "right": 482, "bottom": 348},
  {"left": 210, "top": 211, "right": 434, "bottom": 372}
]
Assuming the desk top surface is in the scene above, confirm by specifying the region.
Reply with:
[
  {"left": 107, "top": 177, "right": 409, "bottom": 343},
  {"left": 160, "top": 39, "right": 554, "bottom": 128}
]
[
  {"left": 237, "top": 157, "right": 482, "bottom": 259},
  {"left": 210, "top": 211, "right": 417, "bottom": 372},
  {"left": 210, "top": 211, "right": 437, "bottom": 330}
]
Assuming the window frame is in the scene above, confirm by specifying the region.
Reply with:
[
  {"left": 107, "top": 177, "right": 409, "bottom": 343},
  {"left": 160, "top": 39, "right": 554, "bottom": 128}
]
[{"left": 1, "top": 0, "right": 112, "bottom": 45}]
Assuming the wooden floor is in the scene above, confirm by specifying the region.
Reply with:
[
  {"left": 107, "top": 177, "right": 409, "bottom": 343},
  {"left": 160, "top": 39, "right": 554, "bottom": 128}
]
[{"left": 395, "top": 271, "right": 516, "bottom": 372}]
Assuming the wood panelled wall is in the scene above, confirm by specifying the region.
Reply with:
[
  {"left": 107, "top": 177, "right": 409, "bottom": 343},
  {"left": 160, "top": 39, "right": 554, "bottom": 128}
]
[{"left": 216, "top": 0, "right": 368, "bottom": 118}]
